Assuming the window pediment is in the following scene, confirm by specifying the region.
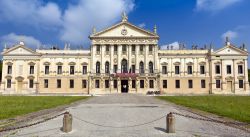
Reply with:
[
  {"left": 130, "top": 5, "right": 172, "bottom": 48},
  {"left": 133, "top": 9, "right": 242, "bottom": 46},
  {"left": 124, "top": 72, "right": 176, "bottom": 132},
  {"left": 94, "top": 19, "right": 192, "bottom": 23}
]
[
  {"left": 199, "top": 61, "right": 206, "bottom": 65},
  {"left": 173, "top": 62, "right": 180, "bottom": 65},
  {"left": 28, "top": 62, "right": 36, "bottom": 66},
  {"left": 161, "top": 62, "right": 168, "bottom": 65},
  {"left": 43, "top": 62, "right": 51, "bottom": 65},
  {"left": 5, "top": 62, "right": 13, "bottom": 66},
  {"left": 81, "top": 62, "right": 88, "bottom": 65},
  {"left": 56, "top": 62, "right": 63, "bottom": 65},
  {"left": 68, "top": 62, "right": 76, "bottom": 65},
  {"left": 186, "top": 62, "right": 194, "bottom": 65}
]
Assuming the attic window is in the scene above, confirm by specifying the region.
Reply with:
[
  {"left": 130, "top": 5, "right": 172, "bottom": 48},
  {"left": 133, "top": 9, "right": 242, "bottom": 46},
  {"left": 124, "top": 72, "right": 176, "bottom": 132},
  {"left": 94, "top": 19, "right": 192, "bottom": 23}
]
[
  {"left": 216, "top": 56, "right": 220, "bottom": 57},
  {"left": 228, "top": 49, "right": 230, "bottom": 52}
]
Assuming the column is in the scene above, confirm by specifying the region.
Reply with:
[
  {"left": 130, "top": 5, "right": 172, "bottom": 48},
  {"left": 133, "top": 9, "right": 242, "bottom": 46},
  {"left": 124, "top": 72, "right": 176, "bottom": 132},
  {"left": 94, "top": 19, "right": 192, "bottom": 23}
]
[
  {"left": 117, "top": 45, "right": 121, "bottom": 73},
  {"left": 145, "top": 44, "right": 148, "bottom": 74},
  {"left": 110, "top": 45, "right": 114, "bottom": 73},
  {"left": 135, "top": 45, "right": 139, "bottom": 73},
  {"left": 221, "top": 59, "right": 226, "bottom": 90},
  {"left": 244, "top": 59, "right": 249, "bottom": 91},
  {"left": 233, "top": 59, "right": 238, "bottom": 91},
  {"left": 128, "top": 44, "right": 131, "bottom": 72},
  {"left": 101, "top": 45, "right": 105, "bottom": 73}
]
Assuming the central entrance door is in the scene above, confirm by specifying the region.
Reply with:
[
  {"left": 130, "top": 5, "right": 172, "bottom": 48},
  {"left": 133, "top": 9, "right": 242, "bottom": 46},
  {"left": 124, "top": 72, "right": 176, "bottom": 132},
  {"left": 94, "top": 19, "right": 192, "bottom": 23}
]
[{"left": 121, "top": 80, "right": 128, "bottom": 93}]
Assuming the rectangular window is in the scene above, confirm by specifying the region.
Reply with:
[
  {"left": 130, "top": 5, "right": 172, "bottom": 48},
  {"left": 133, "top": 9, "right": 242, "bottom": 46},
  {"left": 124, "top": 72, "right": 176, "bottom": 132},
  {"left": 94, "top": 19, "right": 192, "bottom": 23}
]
[
  {"left": 149, "top": 80, "right": 154, "bottom": 88},
  {"left": 7, "top": 79, "right": 11, "bottom": 88},
  {"left": 82, "top": 66, "right": 87, "bottom": 74},
  {"left": 44, "top": 79, "right": 48, "bottom": 88},
  {"left": 7, "top": 65, "right": 12, "bottom": 74},
  {"left": 216, "top": 80, "right": 221, "bottom": 88},
  {"left": 114, "top": 45, "right": 117, "bottom": 54},
  {"left": 113, "top": 65, "right": 117, "bottom": 73},
  {"left": 82, "top": 80, "right": 87, "bottom": 88},
  {"left": 70, "top": 66, "right": 74, "bottom": 75},
  {"left": 45, "top": 66, "right": 49, "bottom": 75},
  {"left": 162, "top": 66, "right": 167, "bottom": 74},
  {"left": 96, "top": 45, "right": 100, "bottom": 53},
  {"left": 239, "top": 80, "right": 244, "bottom": 88},
  {"left": 227, "top": 65, "right": 232, "bottom": 74},
  {"left": 30, "top": 66, "right": 34, "bottom": 74},
  {"left": 132, "top": 45, "right": 135, "bottom": 53},
  {"left": 175, "top": 80, "right": 180, "bottom": 88},
  {"left": 140, "top": 80, "right": 144, "bottom": 88},
  {"left": 105, "top": 45, "right": 109, "bottom": 52},
  {"left": 201, "top": 80, "right": 206, "bottom": 88},
  {"left": 238, "top": 65, "right": 243, "bottom": 74},
  {"left": 29, "top": 79, "right": 34, "bottom": 88},
  {"left": 114, "top": 80, "right": 117, "bottom": 88},
  {"left": 200, "top": 66, "right": 205, "bottom": 74},
  {"left": 95, "top": 80, "right": 100, "bottom": 88},
  {"left": 188, "top": 66, "right": 193, "bottom": 74},
  {"left": 57, "top": 66, "right": 62, "bottom": 74},
  {"left": 122, "top": 45, "right": 126, "bottom": 52},
  {"left": 140, "top": 45, "right": 143, "bottom": 52},
  {"left": 57, "top": 79, "right": 61, "bottom": 88},
  {"left": 105, "top": 80, "right": 109, "bottom": 88},
  {"left": 131, "top": 65, "right": 135, "bottom": 73},
  {"left": 149, "top": 45, "right": 153, "bottom": 52},
  {"left": 188, "top": 80, "right": 193, "bottom": 88},
  {"left": 215, "top": 65, "right": 220, "bottom": 74},
  {"left": 132, "top": 80, "right": 136, "bottom": 88},
  {"left": 70, "top": 79, "right": 74, "bottom": 88},
  {"left": 175, "top": 66, "right": 180, "bottom": 74},
  {"left": 163, "top": 80, "right": 167, "bottom": 88}
]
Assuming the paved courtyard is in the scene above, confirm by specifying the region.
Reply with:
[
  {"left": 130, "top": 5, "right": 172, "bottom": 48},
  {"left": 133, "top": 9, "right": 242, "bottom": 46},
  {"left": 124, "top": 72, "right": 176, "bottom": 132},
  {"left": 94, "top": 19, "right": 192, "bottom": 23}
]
[{"left": 5, "top": 94, "right": 250, "bottom": 137}]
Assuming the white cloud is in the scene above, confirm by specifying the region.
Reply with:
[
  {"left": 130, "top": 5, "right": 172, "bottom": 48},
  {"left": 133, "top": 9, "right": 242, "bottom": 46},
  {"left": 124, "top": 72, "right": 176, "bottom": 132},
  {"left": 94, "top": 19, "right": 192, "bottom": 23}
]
[
  {"left": 60, "top": 0, "right": 135, "bottom": 45},
  {"left": 161, "top": 42, "right": 180, "bottom": 50},
  {"left": 138, "top": 23, "right": 146, "bottom": 28},
  {"left": 221, "top": 30, "right": 238, "bottom": 40},
  {"left": 0, "top": 33, "right": 41, "bottom": 49},
  {"left": 0, "top": 0, "right": 62, "bottom": 27},
  {"left": 196, "top": 0, "right": 243, "bottom": 12},
  {"left": 0, "top": 0, "right": 135, "bottom": 46}
]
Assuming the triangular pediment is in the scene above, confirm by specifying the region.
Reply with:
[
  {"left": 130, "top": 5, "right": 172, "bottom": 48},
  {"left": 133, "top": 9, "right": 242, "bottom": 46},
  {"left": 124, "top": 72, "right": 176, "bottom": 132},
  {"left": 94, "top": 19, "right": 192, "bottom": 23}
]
[
  {"left": 213, "top": 45, "right": 248, "bottom": 56},
  {"left": 90, "top": 21, "right": 159, "bottom": 39},
  {"left": 2, "top": 44, "right": 39, "bottom": 56}
]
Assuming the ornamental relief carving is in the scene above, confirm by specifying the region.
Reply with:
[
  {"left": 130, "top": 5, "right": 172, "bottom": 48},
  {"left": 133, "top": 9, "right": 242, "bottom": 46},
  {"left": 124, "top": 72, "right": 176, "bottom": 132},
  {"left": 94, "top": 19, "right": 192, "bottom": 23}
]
[{"left": 92, "top": 38, "right": 158, "bottom": 45}]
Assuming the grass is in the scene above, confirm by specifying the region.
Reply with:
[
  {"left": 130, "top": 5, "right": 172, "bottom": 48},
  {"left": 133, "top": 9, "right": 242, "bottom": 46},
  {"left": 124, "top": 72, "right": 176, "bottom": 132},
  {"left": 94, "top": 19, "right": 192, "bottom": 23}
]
[
  {"left": 0, "top": 96, "right": 88, "bottom": 120},
  {"left": 157, "top": 96, "right": 250, "bottom": 123}
]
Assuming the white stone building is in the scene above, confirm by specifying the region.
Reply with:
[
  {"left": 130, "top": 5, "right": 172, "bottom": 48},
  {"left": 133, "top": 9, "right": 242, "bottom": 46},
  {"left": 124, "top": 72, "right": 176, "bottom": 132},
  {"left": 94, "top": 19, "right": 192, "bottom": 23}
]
[{"left": 0, "top": 14, "right": 249, "bottom": 94}]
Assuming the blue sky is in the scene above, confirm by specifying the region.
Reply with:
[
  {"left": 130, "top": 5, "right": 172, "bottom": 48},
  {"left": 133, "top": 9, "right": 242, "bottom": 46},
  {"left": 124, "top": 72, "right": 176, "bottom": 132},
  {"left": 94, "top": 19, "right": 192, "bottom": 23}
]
[{"left": 0, "top": 0, "right": 249, "bottom": 51}]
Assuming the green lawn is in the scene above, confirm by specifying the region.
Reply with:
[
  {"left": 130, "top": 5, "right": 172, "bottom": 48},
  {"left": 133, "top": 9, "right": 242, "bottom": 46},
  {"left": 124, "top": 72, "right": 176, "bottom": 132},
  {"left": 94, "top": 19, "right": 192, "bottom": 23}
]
[
  {"left": 0, "top": 96, "right": 88, "bottom": 120},
  {"left": 157, "top": 96, "right": 250, "bottom": 123}
]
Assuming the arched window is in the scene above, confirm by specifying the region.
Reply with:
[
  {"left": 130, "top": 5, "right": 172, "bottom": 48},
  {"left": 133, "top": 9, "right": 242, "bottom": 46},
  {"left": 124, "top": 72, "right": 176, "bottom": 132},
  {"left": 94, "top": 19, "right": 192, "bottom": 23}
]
[
  {"left": 96, "top": 62, "right": 100, "bottom": 74},
  {"left": 121, "top": 59, "right": 127, "bottom": 73},
  {"left": 149, "top": 61, "right": 154, "bottom": 73},
  {"left": 105, "top": 61, "right": 109, "bottom": 74},
  {"left": 139, "top": 61, "right": 144, "bottom": 74}
]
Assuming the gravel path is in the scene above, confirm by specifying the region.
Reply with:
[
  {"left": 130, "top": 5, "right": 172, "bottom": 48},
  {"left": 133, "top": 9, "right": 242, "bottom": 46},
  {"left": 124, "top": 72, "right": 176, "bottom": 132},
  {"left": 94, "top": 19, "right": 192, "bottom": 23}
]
[{"left": 4, "top": 94, "right": 250, "bottom": 137}]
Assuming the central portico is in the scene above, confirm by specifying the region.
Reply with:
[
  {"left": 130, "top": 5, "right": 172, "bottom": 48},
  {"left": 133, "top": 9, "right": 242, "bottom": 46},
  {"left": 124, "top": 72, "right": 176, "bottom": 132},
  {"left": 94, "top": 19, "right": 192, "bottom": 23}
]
[{"left": 89, "top": 12, "right": 159, "bottom": 93}]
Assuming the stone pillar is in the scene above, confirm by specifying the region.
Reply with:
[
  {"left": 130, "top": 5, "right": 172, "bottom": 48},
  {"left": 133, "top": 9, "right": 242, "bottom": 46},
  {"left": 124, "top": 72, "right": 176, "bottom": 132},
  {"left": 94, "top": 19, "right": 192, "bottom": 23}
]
[
  {"left": 244, "top": 59, "right": 249, "bottom": 91},
  {"left": 110, "top": 44, "right": 114, "bottom": 73},
  {"left": 145, "top": 44, "right": 148, "bottom": 74},
  {"left": 135, "top": 44, "right": 139, "bottom": 73},
  {"left": 128, "top": 44, "right": 131, "bottom": 72},
  {"left": 62, "top": 112, "right": 72, "bottom": 133},
  {"left": 101, "top": 45, "right": 105, "bottom": 74},
  {"left": 233, "top": 59, "right": 238, "bottom": 92},
  {"left": 117, "top": 45, "right": 121, "bottom": 73},
  {"left": 221, "top": 59, "right": 226, "bottom": 91},
  {"left": 166, "top": 113, "right": 175, "bottom": 133}
]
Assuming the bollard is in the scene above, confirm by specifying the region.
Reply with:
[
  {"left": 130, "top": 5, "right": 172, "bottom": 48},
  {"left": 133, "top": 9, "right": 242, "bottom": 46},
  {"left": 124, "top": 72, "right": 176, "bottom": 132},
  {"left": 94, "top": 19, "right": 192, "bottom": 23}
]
[
  {"left": 166, "top": 112, "right": 175, "bottom": 133},
  {"left": 62, "top": 112, "right": 72, "bottom": 133}
]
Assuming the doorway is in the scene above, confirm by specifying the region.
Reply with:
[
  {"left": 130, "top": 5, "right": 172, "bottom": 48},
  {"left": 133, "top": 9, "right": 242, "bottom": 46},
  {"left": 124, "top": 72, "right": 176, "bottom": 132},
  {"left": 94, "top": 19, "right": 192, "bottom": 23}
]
[
  {"left": 121, "top": 80, "right": 128, "bottom": 93},
  {"left": 227, "top": 81, "right": 232, "bottom": 92}
]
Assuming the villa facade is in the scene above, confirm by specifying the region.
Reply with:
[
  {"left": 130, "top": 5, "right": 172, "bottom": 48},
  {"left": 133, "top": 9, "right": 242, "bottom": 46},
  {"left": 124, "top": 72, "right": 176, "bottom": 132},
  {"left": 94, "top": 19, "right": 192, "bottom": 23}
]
[{"left": 0, "top": 14, "right": 249, "bottom": 94}]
